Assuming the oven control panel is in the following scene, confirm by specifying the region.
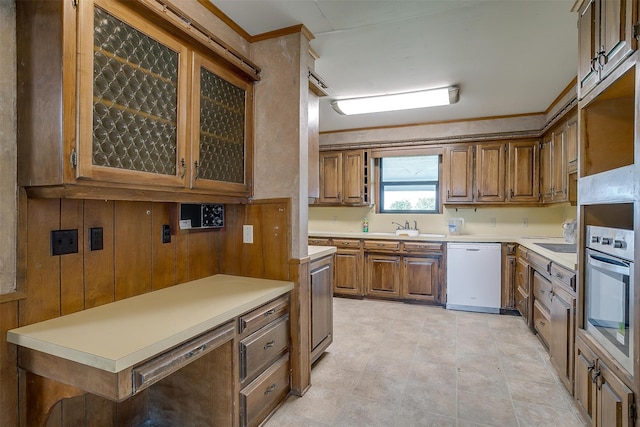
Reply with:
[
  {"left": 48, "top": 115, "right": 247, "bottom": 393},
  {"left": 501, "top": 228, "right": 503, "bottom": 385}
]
[{"left": 586, "top": 225, "right": 634, "bottom": 261}]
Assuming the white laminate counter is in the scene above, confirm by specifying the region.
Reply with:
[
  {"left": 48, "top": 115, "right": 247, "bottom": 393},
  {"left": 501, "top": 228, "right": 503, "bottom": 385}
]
[
  {"left": 308, "top": 245, "right": 337, "bottom": 261},
  {"left": 7, "top": 275, "right": 293, "bottom": 373},
  {"left": 309, "top": 231, "right": 577, "bottom": 270}
]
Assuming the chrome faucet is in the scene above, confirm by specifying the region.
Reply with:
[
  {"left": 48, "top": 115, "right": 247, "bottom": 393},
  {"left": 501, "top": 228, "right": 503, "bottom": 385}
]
[
  {"left": 391, "top": 221, "right": 405, "bottom": 230},
  {"left": 404, "top": 220, "right": 410, "bottom": 229}
]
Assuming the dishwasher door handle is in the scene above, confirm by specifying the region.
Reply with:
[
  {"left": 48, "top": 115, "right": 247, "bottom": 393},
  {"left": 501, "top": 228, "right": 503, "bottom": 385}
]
[{"left": 465, "top": 248, "right": 481, "bottom": 251}]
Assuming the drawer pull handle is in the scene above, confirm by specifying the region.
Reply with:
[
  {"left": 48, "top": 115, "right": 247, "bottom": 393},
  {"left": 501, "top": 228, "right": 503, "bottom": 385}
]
[
  {"left": 556, "top": 272, "right": 564, "bottom": 279},
  {"left": 539, "top": 321, "right": 546, "bottom": 327},
  {"left": 186, "top": 344, "right": 206, "bottom": 359},
  {"left": 263, "top": 308, "right": 276, "bottom": 317},
  {"left": 264, "top": 384, "right": 276, "bottom": 395},
  {"left": 264, "top": 340, "right": 275, "bottom": 350}
]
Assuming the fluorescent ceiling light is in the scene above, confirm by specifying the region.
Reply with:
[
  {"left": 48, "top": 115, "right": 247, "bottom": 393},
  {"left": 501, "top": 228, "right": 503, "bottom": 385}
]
[{"left": 331, "top": 86, "right": 459, "bottom": 115}]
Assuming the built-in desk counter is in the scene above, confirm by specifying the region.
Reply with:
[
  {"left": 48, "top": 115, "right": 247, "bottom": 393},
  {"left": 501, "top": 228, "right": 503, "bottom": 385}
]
[{"left": 7, "top": 274, "right": 293, "bottom": 426}]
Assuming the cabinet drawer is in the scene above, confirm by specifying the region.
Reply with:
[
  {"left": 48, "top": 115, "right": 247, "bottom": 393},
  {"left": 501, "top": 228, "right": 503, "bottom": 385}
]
[
  {"left": 333, "top": 239, "right": 362, "bottom": 249},
  {"left": 364, "top": 240, "right": 401, "bottom": 252},
  {"left": 240, "top": 353, "right": 290, "bottom": 427},
  {"left": 533, "top": 272, "right": 553, "bottom": 312},
  {"left": 239, "top": 296, "right": 289, "bottom": 337},
  {"left": 308, "top": 238, "right": 332, "bottom": 246},
  {"left": 527, "top": 250, "right": 551, "bottom": 275},
  {"left": 240, "top": 315, "right": 289, "bottom": 384},
  {"left": 132, "top": 321, "right": 235, "bottom": 393},
  {"left": 403, "top": 242, "right": 443, "bottom": 253},
  {"left": 533, "top": 300, "right": 551, "bottom": 348},
  {"left": 550, "top": 263, "right": 576, "bottom": 291}
]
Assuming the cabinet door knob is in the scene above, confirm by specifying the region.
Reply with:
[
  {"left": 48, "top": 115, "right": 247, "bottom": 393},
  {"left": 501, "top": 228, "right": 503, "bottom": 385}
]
[
  {"left": 180, "top": 158, "right": 186, "bottom": 179},
  {"left": 194, "top": 161, "right": 200, "bottom": 180}
]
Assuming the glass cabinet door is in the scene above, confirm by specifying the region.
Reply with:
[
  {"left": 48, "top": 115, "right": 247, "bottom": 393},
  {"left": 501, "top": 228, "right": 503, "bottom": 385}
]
[
  {"left": 76, "top": 0, "right": 188, "bottom": 186},
  {"left": 191, "top": 53, "right": 253, "bottom": 196}
]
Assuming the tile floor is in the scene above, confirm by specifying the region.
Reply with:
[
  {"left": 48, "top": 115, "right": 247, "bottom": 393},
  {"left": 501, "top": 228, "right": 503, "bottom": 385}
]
[{"left": 265, "top": 297, "right": 588, "bottom": 427}]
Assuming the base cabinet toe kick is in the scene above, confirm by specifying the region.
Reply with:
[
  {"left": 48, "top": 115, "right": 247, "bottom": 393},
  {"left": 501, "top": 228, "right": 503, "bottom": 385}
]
[{"left": 7, "top": 275, "right": 293, "bottom": 427}]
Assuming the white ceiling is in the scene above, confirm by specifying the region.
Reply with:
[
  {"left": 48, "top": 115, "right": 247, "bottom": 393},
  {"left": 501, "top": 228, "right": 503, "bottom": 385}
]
[{"left": 211, "top": 0, "right": 578, "bottom": 132}]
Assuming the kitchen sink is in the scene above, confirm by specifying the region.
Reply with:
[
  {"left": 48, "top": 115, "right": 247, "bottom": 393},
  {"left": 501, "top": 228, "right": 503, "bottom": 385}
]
[{"left": 534, "top": 243, "right": 577, "bottom": 253}]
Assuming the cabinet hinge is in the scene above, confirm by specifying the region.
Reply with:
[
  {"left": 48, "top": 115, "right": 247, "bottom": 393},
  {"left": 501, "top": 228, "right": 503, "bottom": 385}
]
[
  {"left": 70, "top": 148, "right": 77, "bottom": 169},
  {"left": 634, "top": 23, "right": 640, "bottom": 40},
  {"left": 631, "top": 403, "right": 636, "bottom": 423},
  {"left": 72, "top": 0, "right": 78, "bottom": 8}
]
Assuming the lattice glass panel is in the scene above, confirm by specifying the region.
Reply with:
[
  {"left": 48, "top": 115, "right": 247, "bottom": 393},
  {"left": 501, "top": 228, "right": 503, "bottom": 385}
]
[
  {"left": 198, "top": 67, "right": 245, "bottom": 184},
  {"left": 92, "top": 7, "right": 178, "bottom": 175}
]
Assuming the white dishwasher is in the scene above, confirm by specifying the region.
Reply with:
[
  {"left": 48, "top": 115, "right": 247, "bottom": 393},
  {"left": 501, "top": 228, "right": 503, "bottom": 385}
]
[{"left": 446, "top": 242, "right": 502, "bottom": 313}]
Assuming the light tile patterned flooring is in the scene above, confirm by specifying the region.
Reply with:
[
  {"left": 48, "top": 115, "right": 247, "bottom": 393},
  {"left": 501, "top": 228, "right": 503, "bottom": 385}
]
[{"left": 265, "top": 297, "right": 588, "bottom": 427}]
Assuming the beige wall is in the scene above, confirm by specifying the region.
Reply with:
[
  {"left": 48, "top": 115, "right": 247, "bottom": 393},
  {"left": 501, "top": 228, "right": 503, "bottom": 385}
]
[
  {"left": 0, "top": 0, "right": 16, "bottom": 294},
  {"left": 309, "top": 204, "right": 577, "bottom": 238},
  {"left": 252, "top": 33, "right": 312, "bottom": 258}
]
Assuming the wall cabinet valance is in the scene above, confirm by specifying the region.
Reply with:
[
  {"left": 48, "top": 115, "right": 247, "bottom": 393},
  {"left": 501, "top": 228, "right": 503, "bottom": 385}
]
[{"left": 18, "top": 0, "right": 255, "bottom": 202}]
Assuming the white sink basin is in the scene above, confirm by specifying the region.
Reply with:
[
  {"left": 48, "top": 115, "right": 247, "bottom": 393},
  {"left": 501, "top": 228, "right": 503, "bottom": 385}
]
[
  {"left": 419, "top": 233, "right": 447, "bottom": 238},
  {"left": 395, "top": 229, "right": 419, "bottom": 237}
]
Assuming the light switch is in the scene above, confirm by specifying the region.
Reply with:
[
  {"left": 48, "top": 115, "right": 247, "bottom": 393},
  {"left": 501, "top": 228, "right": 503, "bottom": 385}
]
[{"left": 243, "top": 225, "right": 253, "bottom": 244}]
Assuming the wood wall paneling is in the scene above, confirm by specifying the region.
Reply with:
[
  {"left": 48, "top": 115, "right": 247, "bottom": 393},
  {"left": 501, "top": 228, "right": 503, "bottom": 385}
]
[
  {"left": 83, "top": 200, "right": 115, "bottom": 309},
  {"left": 186, "top": 230, "right": 216, "bottom": 281},
  {"left": 60, "top": 199, "right": 84, "bottom": 315},
  {"left": 114, "top": 201, "right": 152, "bottom": 300},
  {"left": 151, "top": 203, "right": 176, "bottom": 290},
  {"left": 0, "top": 301, "right": 19, "bottom": 427},
  {"left": 20, "top": 198, "right": 61, "bottom": 325}
]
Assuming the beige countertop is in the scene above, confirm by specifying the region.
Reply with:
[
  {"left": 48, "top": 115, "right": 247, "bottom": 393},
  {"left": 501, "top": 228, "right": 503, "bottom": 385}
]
[
  {"left": 309, "top": 231, "right": 577, "bottom": 270},
  {"left": 7, "top": 275, "right": 293, "bottom": 373},
  {"left": 308, "top": 245, "right": 337, "bottom": 261}
]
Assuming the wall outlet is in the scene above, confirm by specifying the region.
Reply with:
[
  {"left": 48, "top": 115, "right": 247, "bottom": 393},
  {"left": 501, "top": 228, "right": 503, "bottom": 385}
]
[
  {"left": 489, "top": 218, "right": 496, "bottom": 227},
  {"left": 89, "top": 227, "right": 103, "bottom": 251},
  {"left": 243, "top": 225, "right": 253, "bottom": 244},
  {"left": 162, "top": 224, "right": 171, "bottom": 244},
  {"left": 51, "top": 229, "right": 78, "bottom": 256},
  {"left": 522, "top": 218, "right": 528, "bottom": 227}
]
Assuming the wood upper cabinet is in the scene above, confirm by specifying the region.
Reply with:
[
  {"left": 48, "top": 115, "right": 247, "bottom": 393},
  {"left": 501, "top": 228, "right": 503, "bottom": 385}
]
[
  {"left": 17, "top": 0, "right": 256, "bottom": 201},
  {"left": 507, "top": 140, "right": 539, "bottom": 203},
  {"left": 540, "top": 130, "right": 567, "bottom": 204},
  {"left": 565, "top": 114, "right": 578, "bottom": 173},
  {"left": 475, "top": 143, "right": 506, "bottom": 202},
  {"left": 444, "top": 141, "right": 540, "bottom": 205},
  {"left": 444, "top": 144, "right": 474, "bottom": 203},
  {"left": 578, "top": 0, "right": 638, "bottom": 99},
  {"left": 318, "top": 152, "right": 342, "bottom": 203},
  {"left": 401, "top": 256, "right": 440, "bottom": 303},
  {"left": 318, "top": 150, "right": 369, "bottom": 205},
  {"left": 190, "top": 53, "right": 254, "bottom": 196}
]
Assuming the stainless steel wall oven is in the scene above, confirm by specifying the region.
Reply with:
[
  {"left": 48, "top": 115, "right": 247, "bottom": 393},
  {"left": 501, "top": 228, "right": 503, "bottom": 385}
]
[{"left": 585, "top": 225, "right": 634, "bottom": 373}]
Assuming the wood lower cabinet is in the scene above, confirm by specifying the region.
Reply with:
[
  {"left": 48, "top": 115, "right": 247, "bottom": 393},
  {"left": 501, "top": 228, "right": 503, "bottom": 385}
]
[
  {"left": 238, "top": 296, "right": 290, "bottom": 427},
  {"left": 364, "top": 240, "right": 443, "bottom": 304},
  {"left": 502, "top": 243, "right": 517, "bottom": 310},
  {"left": 333, "top": 239, "right": 364, "bottom": 296},
  {"left": 401, "top": 256, "right": 440, "bottom": 303},
  {"left": 310, "top": 255, "right": 333, "bottom": 363},
  {"left": 365, "top": 254, "right": 401, "bottom": 298},
  {"left": 550, "top": 284, "right": 575, "bottom": 394},
  {"left": 515, "top": 247, "right": 530, "bottom": 325},
  {"left": 574, "top": 336, "right": 635, "bottom": 427}
]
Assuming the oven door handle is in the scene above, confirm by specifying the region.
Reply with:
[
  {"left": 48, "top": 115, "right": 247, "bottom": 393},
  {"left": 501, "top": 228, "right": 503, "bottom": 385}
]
[{"left": 588, "top": 253, "right": 631, "bottom": 276}]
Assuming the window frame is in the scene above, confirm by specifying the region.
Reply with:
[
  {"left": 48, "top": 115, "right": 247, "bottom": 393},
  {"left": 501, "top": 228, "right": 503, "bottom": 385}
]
[{"left": 374, "top": 150, "right": 443, "bottom": 214}]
